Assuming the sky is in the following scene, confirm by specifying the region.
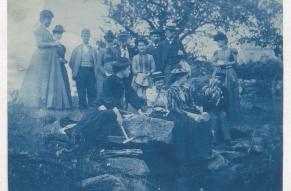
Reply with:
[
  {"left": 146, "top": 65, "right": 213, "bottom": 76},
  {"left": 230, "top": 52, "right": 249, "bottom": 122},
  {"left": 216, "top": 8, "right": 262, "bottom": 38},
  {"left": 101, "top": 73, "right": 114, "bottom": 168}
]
[
  {"left": 8, "top": 0, "right": 281, "bottom": 90},
  {"left": 8, "top": 0, "right": 113, "bottom": 90}
]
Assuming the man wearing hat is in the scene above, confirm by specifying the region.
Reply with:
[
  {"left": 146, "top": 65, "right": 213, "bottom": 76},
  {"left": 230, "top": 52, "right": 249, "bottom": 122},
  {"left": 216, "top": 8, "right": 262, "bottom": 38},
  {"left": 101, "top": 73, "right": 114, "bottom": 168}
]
[
  {"left": 147, "top": 29, "right": 163, "bottom": 72},
  {"left": 96, "top": 30, "right": 119, "bottom": 97},
  {"left": 116, "top": 31, "right": 137, "bottom": 60},
  {"left": 159, "top": 23, "right": 186, "bottom": 86},
  {"left": 101, "top": 57, "right": 145, "bottom": 110},
  {"left": 69, "top": 29, "right": 98, "bottom": 110}
]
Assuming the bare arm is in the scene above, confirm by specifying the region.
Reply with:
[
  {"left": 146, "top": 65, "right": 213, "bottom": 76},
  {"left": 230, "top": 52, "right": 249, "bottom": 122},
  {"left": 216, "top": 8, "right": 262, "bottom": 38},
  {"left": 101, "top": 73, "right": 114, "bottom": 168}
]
[
  {"left": 224, "top": 48, "right": 238, "bottom": 66},
  {"left": 210, "top": 50, "right": 219, "bottom": 65}
]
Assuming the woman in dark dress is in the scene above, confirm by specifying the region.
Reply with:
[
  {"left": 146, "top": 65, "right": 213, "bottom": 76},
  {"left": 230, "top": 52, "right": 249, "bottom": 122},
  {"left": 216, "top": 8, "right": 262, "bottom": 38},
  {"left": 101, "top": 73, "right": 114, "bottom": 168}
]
[
  {"left": 52, "top": 25, "right": 73, "bottom": 108},
  {"left": 166, "top": 85, "right": 212, "bottom": 191}
]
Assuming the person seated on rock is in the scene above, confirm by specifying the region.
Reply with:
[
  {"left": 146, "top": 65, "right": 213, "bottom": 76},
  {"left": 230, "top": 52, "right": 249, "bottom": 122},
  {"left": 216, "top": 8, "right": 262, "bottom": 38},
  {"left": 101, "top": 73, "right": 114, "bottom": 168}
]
[
  {"left": 203, "top": 72, "right": 232, "bottom": 144},
  {"left": 169, "top": 59, "right": 192, "bottom": 88},
  {"left": 145, "top": 72, "right": 167, "bottom": 108},
  {"left": 101, "top": 57, "right": 146, "bottom": 112},
  {"left": 166, "top": 85, "right": 212, "bottom": 191}
]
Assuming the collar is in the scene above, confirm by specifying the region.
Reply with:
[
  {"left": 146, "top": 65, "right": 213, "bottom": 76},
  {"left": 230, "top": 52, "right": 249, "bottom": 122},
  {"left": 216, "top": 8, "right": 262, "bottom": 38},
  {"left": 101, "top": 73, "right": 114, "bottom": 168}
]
[{"left": 115, "top": 73, "right": 124, "bottom": 80}]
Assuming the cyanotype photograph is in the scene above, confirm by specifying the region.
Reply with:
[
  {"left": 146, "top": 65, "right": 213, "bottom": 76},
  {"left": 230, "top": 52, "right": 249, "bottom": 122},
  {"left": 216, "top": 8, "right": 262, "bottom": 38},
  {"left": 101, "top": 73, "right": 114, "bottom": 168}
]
[{"left": 7, "top": 0, "right": 283, "bottom": 191}]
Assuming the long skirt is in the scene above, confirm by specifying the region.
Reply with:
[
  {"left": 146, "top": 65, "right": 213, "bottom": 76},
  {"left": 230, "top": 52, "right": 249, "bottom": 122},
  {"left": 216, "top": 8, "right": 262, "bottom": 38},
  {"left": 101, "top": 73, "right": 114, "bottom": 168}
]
[
  {"left": 17, "top": 48, "right": 72, "bottom": 110},
  {"left": 60, "top": 63, "right": 73, "bottom": 107},
  {"left": 213, "top": 66, "right": 240, "bottom": 122}
]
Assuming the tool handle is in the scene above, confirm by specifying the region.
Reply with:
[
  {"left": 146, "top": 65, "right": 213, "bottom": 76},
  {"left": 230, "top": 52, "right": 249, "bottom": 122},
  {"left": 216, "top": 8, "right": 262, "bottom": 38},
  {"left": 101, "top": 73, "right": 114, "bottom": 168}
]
[{"left": 120, "top": 125, "right": 129, "bottom": 139}]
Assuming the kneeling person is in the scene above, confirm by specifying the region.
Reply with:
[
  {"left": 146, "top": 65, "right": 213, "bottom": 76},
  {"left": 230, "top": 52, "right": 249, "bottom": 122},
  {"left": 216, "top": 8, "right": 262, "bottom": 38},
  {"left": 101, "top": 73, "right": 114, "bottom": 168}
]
[{"left": 102, "top": 57, "right": 146, "bottom": 110}]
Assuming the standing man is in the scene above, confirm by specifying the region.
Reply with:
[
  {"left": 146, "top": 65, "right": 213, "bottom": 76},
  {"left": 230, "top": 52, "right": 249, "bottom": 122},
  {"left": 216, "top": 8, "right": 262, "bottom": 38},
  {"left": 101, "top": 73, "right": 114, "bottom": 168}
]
[
  {"left": 69, "top": 29, "right": 98, "bottom": 111},
  {"left": 147, "top": 29, "right": 163, "bottom": 72},
  {"left": 96, "top": 30, "right": 119, "bottom": 98},
  {"left": 116, "top": 31, "right": 138, "bottom": 110},
  {"left": 160, "top": 23, "right": 186, "bottom": 86},
  {"left": 116, "top": 31, "right": 137, "bottom": 61}
]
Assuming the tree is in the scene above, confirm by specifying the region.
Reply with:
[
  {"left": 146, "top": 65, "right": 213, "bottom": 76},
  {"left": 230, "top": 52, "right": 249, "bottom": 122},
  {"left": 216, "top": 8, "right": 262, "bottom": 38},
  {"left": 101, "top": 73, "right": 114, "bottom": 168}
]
[{"left": 104, "top": 0, "right": 282, "bottom": 50}]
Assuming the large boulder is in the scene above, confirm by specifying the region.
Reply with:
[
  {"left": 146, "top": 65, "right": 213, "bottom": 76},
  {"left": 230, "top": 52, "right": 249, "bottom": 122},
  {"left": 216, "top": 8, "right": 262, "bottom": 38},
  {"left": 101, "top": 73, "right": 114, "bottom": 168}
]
[{"left": 123, "top": 115, "right": 174, "bottom": 144}]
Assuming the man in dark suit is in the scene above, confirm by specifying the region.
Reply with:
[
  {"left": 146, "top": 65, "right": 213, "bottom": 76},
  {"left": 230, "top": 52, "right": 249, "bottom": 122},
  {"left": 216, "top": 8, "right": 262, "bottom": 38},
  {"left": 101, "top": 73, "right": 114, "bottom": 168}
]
[
  {"left": 69, "top": 29, "right": 98, "bottom": 110},
  {"left": 159, "top": 23, "right": 186, "bottom": 86},
  {"left": 147, "top": 29, "right": 163, "bottom": 72},
  {"left": 116, "top": 31, "right": 137, "bottom": 61}
]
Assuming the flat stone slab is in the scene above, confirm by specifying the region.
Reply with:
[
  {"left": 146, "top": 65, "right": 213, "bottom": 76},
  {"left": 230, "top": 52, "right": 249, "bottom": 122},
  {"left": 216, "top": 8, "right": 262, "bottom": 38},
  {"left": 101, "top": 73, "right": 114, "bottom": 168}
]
[{"left": 123, "top": 115, "right": 174, "bottom": 144}]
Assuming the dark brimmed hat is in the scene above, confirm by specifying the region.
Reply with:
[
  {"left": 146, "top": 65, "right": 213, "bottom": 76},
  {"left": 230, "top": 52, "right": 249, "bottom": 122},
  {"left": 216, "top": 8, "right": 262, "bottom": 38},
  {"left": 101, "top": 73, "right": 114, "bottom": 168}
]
[
  {"left": 171, "top": 60, "right": 191, "bottom": 75},
  {"left": 104, "top": 30, "right": 115, "bottom": 42},
  {"left": 53, "top": 25, "right": 65, "bottom": 33},
  {"left": 40, "top": 10, "right": 54, "bottom": 20},
  {"left": 213, "top": 32, "right": 228, "bottom": 42},
  {"left": 117, "top": 31, "right": 130, "bottom": 41},
  {"left": 112, "top": 57, "right": 131, "bottom": 69},
  {"left": 150, "top": 29, "right": 163, "bottom": 36},
  {"left": 136, "top": 37, "right": 148, "bottom": 45}
]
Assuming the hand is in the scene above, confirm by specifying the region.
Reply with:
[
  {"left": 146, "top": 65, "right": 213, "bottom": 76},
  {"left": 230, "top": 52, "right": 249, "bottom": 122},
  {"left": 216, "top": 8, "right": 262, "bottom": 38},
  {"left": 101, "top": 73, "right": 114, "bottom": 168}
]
[
  {"left": 201, "top": 112, "right": 210, "bottom": 121},
  {"left": 225, "top": 61, "right": 235, "bottom": 66},
  {"left": 138, "top": 108, "right": 147, "bottom": 116},
  {"left": 178, "top": 50, "right": 184, "bottom": 56},
  {"left": 98, "top": 105, "right": 107, "bottom": 111},
  {"left": 52, "top": 41, "right": 60, "bottom": 47},
  {"left": 216, "top": 60, "right": 225, "bottom": 65},
  {"left": 113, "top": 107, "right": 123, "bottom": 126},
  {"left": 196, "top": 106, "right": 203, "bottom": 113},
  {"left": 59, "top": 58, "right": 66, "bottom": 63}
]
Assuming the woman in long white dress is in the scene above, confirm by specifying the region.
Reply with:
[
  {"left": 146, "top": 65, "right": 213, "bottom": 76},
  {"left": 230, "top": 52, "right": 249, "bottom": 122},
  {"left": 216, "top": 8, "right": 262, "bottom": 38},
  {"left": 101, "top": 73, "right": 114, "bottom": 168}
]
[{"left": 17, "top": 10, "right": 72, "bottom": 110}]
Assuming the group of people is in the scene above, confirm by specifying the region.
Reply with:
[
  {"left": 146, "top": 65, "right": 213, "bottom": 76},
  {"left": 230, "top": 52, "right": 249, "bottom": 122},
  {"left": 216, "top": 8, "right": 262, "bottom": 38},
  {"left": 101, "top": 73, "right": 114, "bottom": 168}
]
[
  {"left": 17, "top": 9, "right": 193, "bottom": 111},
  {"left": 17, "top": 9, "right": 241, "bottom": 191}
]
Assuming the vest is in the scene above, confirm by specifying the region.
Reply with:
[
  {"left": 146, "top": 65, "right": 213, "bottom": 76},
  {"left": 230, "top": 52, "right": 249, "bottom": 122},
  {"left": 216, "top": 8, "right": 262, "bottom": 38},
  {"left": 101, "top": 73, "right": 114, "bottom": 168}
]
[{"left": 81, "top": 47, "right": 94, "bottom": 67}]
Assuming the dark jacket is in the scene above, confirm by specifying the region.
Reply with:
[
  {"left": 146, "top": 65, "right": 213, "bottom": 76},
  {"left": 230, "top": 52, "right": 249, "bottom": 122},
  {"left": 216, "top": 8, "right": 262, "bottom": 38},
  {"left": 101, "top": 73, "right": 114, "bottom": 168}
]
[
  {"left": 69, "top": 45, "right": 98, "bottom": 78},
  {"left": 102, "top": 75, "right": 145, "bottom": 110},
  {"left": 147, "top": 43, "right": 162, "bottom": 72},
  {"left": 69, "top": 108, "right": 119, "bottom": 150},
  {"left": 160, "top": 38, "right": 186, "bottom": 72},
  {"left": 116, "top": 45, "right": 137, "bottom": 61},
  {"left": 56, "top": 44, "right": 66, "bottom": 63}
]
